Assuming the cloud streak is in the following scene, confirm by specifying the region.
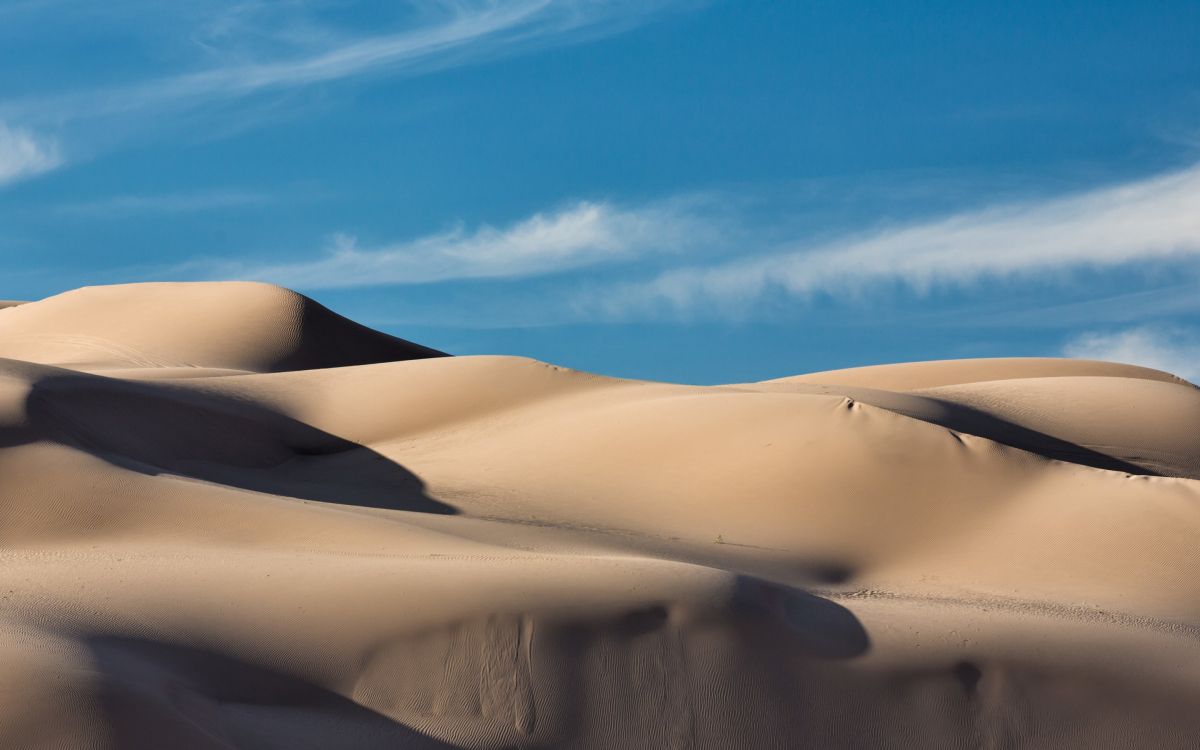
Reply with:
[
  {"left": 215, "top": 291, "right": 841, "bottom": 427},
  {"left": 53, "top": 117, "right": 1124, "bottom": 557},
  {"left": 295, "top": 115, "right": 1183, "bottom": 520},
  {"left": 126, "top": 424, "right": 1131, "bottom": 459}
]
[
  {"left": 1063, "top": 326, "right": 1200, "bottom": 383},
  {"left": 181, "top": 160, "right": 1200, "bottom": 315},
  {"left": 0, "top": 120, "right": 61, "bottom": 186},
  {"left": 596, "top": 162, "right": 1200, "bottom": 317},
  {"left": 7, "top": 1, "right": 686, "bottom": 125},
  {"left": 204, "top": 199, "right": 714, "bottom": 287},
  {"left": 0, "top": 1, "right": 689, "bottom": 183}
]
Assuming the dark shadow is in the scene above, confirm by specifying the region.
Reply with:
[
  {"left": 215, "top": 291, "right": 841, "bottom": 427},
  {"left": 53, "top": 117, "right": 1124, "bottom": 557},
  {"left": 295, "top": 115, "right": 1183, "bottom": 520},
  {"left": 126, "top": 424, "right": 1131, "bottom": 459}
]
[
  {"left": 805, "top": 562, "right": 855, "bottom": 585},
  {"left": 953, "top": 660, "right": 983, "bottom": 696},
  {"left": 908, "top": 395, "right": 1164, "bottom": 476},
  {"left": 270, "top": 295, "right": 448, "bottom": 373},
  {"left": 733, "top": 576, "right": 870, "bottom": 659},
  {"left": 17, "top": 372, "right": 456, "bottom": 514},
  {"left": 611, "top": 604, "right": 671, "bottom": 636},
  {"left": 86, "top": 635, "right": 464, "bottom": 750},
  {"left": 821, "top": 387, "right": 1166, "bottom": 476}
]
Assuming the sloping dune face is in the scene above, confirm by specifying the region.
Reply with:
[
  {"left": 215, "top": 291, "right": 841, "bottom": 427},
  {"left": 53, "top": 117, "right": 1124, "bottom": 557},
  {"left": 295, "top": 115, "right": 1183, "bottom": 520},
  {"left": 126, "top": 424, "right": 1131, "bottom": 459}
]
[
  {"left": 0, "top": 282, "right": 444, "bottom": 374},
  {"left": 0, "top": 283, "right": 1198, "bottom": 748}
]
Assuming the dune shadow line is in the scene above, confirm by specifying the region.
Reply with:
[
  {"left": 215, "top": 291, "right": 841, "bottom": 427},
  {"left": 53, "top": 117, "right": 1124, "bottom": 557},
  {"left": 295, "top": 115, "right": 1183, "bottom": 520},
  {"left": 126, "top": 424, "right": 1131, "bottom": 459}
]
[{"left": 21, "top": 373, "right": 456, "bottom": 515}]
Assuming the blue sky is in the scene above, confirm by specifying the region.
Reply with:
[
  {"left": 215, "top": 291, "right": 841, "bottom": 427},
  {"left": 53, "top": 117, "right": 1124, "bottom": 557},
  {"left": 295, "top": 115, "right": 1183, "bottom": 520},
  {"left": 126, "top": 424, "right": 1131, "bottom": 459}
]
[{"left": 2, "top": 0, "right": 1200, "bottom": 383}]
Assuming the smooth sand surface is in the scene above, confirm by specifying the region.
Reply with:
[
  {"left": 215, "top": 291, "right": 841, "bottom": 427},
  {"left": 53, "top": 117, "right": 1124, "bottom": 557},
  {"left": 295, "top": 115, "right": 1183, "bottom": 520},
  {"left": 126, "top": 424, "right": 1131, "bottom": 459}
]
[{"left": 0, "top": 282, "right": 1198, "bottom": 748}]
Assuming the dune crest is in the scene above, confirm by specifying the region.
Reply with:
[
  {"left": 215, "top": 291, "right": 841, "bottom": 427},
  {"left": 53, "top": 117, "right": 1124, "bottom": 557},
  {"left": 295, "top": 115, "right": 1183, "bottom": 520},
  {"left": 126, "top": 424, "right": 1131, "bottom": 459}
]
[
  {"left": 0, "top": 282, "right": 444, "bottom": 374},
  {"left": 1, "top": 282, "right": 1198, "bottom": 748}
]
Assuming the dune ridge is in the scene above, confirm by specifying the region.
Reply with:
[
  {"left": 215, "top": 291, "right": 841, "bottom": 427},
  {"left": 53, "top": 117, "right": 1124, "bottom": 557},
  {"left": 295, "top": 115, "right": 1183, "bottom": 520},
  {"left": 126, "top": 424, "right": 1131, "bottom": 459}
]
[
  {"left": 1, "top": 282, "right": 1198, "bottom": 748},
  {"left": 0, "top": 282, "right": 444, "bottom": 374}
]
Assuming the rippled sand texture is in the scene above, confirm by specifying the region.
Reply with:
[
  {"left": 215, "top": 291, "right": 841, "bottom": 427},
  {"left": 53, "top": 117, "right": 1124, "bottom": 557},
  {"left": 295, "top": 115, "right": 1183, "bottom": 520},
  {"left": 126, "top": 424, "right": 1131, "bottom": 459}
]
[{"left": 1, "top": 282, "right": 1198, "bottom": 749}]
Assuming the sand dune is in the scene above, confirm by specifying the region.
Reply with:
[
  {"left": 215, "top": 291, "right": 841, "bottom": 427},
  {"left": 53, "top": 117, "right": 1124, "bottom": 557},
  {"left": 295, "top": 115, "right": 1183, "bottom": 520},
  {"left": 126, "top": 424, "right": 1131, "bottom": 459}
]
[
  {"left": 0, "top": 283, "right": 443, "bottom": 374},
  {"left": 1, "top": 282, "right": 1198, "bottom": 748}
]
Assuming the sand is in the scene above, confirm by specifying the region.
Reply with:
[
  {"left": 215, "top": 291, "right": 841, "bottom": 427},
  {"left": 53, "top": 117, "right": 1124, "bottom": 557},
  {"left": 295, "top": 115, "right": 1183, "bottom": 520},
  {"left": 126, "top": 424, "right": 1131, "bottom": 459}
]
[{"left": 0, "top": 282, "right": 1197, "bottom": 748}]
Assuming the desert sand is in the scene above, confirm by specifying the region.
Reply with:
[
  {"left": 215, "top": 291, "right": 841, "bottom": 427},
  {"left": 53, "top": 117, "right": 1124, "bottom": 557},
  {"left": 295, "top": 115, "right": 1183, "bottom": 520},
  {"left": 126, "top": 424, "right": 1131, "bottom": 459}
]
[{"left": 0, "top": 282, "right": 1197, "bottom": 748}]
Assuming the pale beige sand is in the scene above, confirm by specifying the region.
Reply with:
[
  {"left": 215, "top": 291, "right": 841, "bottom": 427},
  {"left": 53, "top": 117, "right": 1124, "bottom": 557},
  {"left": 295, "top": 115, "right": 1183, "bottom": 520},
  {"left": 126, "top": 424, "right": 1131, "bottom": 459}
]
[{"left": 0, "top": 282, "right": 1197, "bottom": 748}]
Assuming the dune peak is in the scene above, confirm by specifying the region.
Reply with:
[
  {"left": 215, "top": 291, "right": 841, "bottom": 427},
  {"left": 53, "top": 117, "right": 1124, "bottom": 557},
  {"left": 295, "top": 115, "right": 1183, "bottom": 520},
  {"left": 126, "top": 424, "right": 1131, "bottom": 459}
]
[{"left": 0, "top": 281, "right": 445, "bottom": 374}]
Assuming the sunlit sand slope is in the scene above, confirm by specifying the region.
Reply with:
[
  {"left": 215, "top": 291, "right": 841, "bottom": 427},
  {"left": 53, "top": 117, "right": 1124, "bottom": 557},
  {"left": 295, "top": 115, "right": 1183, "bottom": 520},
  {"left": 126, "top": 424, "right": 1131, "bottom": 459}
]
[{"left": 0, "top": 283, "right": 1197, "bottom": 749}]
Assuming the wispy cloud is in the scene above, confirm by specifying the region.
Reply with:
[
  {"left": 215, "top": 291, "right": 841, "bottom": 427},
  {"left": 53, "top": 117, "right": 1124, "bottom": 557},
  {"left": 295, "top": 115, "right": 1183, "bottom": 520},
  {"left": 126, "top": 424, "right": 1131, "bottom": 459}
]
[
  {"left": 6, "top": 1, "right": 688, "bottom": 125},
  {"left": 0, "top": 2, "right": 691, "bottom": 186},
  {"left": 593, "top": 162, "right": 1200, "bottom": 318},
  {"left": 200, "top": 199, "right": 715, "bottom": 287},
  {"left": 1063, "top": 326, "right": 1200, "bottom": 383},
  {"left": 169, "top": 160, "right": 1200, "bottom": 316},
  {"left": 0, "top": 120, "right": 61, "bottom": 186}
]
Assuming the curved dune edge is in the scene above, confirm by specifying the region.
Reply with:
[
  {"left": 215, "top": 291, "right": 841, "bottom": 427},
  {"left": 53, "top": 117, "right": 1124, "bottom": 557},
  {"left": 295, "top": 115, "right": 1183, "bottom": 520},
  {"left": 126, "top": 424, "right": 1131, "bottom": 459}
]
[
  {"left": 0, "top": 282, "right": 445, "bottom": 373},
  {"left": 1, "top": 283, "right": 1198, "bottom": 748},
  {"left": 768, "top": 356, "right": 1192, "bottom": 389}
]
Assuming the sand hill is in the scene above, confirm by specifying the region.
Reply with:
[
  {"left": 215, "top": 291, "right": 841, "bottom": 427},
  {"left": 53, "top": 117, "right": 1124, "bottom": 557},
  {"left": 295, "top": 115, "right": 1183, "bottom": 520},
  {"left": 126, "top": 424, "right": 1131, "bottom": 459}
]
[{"left": 0, "top": 282, "right": 1197, "bottom": 748}]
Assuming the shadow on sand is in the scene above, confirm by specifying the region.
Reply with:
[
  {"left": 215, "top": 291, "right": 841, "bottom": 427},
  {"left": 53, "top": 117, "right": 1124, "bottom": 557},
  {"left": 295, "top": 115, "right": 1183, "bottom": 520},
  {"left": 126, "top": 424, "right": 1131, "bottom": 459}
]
[
  {"left": 18, "top": 373, "right": 456, "bottom": 515},
  {"left": 87, "top": 635, "right": 463, "bottom": 750}
]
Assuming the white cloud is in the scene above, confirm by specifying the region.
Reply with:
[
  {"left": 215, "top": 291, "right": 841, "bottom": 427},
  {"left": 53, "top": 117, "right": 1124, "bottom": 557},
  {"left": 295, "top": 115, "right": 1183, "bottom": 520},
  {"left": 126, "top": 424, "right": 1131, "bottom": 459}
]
[
  {"left": 0, "top": 121, "right": 61, "bottom": 186},
  {"left": 174, "top": 160, "right": 1200, "bottom": 312},
  {"left": 120, "top": 2, "right": 558, "bottom": 107},
  {"left": 0, "top": 2, "right": 690, "bottom": 182},
  {"left": 1063, "top": 327, "right": 1200, "bottom": 383},
  {"left": 209, "top": 199, "right": 713, "bottom": 287},
  {"left": 7, "top": 1, "right": 687, "bottom": 124},
  {"left": 596, "top": 162, "right": 1200, "bottom": 317}
]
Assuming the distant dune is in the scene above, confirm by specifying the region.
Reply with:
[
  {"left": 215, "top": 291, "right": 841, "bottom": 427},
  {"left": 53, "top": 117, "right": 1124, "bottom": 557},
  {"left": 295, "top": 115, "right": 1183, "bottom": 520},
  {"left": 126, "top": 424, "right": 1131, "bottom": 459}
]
[{"left": 0, "top": 282, "right": 1197, "bottom": 748}]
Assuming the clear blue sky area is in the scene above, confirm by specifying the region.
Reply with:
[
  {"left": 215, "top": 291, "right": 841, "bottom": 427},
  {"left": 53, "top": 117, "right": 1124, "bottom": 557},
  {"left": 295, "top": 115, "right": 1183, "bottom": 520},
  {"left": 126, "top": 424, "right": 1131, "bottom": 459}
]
[{"left": 2, "top": 1, "right": 1199, "bottom": 382}]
